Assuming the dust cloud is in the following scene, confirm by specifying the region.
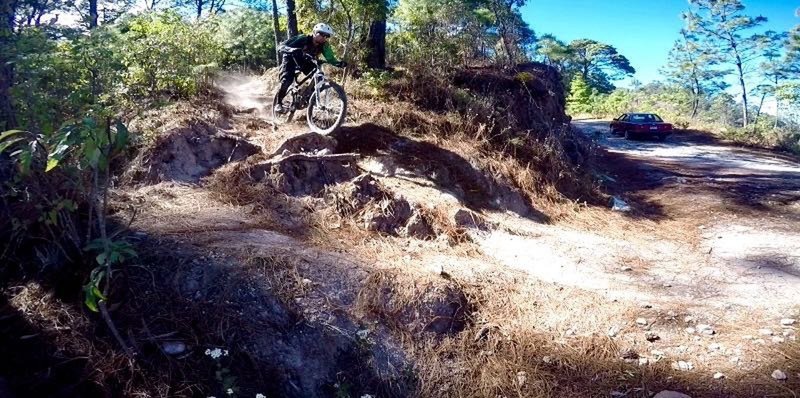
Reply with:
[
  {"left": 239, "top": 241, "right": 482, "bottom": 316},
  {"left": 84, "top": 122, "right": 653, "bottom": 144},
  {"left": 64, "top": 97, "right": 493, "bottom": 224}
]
[{"left": 215, "top": 71, "right": 273, "bottom": 118}]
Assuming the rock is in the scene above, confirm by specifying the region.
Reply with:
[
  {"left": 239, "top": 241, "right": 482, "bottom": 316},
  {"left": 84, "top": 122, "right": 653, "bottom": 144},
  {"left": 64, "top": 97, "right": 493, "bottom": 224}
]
[
  {"left": 685, "top": 327, "right": 696, "bottom": 334},
  {"left": 696, "top": 324, "right": 715, "bottom": 335},
  {"left": 645, "top": 331, "right": 660, "bottom": 342},
  {"left": 620, "top": 348, "right": 639, "bottom": 360},
  {"left": 452, "top": 208, "right": 490, "bottom": 231},
  {"left": 161, "top": 341, "right": 187, "bottom": 355},
  {"left": 759, "top": 328, "right": 774, "bottom": 336},
  {"left": 636, "top": 317, "right": 648, "bottom": 326},
  {"left": 671, "top": 361, "right": 694, "bottom": 371},
  {"left": 250, "top": 153, "right": 360, "bottom": 196},
  {"left": 403, "top": 211, "right": 434, "bottom": 240},
  {"left": 651, "top": 350, "right": 665, "bottom": 358},
  {"left": 363, "top": 197, "right": 413, "bottom": 234},
  {"left": 780, "top": 318, "right": 796, "bottom": 326},
  {"left": 653, "top": 390, "right": 692, "bottom": 398},
  {"left": 620, "top": 266, "right": 633, "bottom": 272},
  {"left": 607, "top": 325, "right": 621, "bottom": 337},
  {"left": 713, "top": 372, "right": 725, "bottom": 380},
  {"left": 772, "top": 369, "right": 787, "bottom": 381},
  {"left": 640, "top": 303, "right": 653, "bottom": 309},
  {"left": 611, "top": 196, "right": 631, "bottom": 212},
  {"left": 542, "top": 356, "right": 553, "bottom": 364},
  {"left": 772, "top": 336, "right": 785, "bottom": 343},
  {"left": 753, "top": 339, "right": 766, "bottom": 345},
  {"left": 729, "top": 356, "right": 740, "bottom": 363},
  {"left": 515, "top": 371, "right": 527, "bottom": 386},
  {"left": 684, "top": 316, "right": 695, "bottom": 323},
  {"left": 271, "top": 132, "right": 337, "bottom": 157},
  {"left": 708, "top": 343, "right": 722, "bottom": 351}
]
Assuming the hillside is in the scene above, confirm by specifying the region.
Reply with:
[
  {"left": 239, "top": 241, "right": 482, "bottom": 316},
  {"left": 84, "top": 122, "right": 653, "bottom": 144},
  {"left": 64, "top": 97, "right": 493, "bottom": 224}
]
[{"left": 2, "top": 61, "right": 799, "bottom": 398}]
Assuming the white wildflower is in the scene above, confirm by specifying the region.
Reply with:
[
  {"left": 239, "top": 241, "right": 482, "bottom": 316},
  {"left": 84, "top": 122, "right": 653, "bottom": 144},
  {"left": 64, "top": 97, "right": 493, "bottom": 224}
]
[
  {"left": 256, "top": 394, "right": 266, "bottom": 398},
  {"left": 227, "top": 388, "right": 234, "bottom": 395},
  {"left": 360, "top": 395, "right": 375, "bottom": 398},
  {"left": 223, "top": 349, "right": 229, "bottom": 356},
  {"left": 205, "top": 348, "right": 223, "bottom": 359}
]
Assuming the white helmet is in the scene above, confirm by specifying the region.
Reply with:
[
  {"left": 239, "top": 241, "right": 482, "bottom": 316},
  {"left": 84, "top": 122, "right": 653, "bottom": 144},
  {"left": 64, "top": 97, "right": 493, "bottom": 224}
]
[{"left": 312, "top": 23, "right": 334, "bottom": 37}]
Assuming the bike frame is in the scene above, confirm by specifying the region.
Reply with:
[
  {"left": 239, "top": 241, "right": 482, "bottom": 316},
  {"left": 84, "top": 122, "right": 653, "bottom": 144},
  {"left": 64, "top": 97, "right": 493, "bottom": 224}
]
[{"left": 289, "top": 58, "right": 329, "bottom": 108}]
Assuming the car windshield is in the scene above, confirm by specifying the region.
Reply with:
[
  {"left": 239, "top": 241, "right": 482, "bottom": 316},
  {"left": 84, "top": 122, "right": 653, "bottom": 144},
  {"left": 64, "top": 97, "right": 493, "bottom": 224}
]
[{"left": 629, "top": 114, "right": 663, "bottom": 123}]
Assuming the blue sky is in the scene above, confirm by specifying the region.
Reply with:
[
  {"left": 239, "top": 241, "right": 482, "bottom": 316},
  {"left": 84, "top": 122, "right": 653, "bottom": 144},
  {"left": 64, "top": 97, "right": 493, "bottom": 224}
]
[{"left": 520, "top": 0, "right": 800, "bottom": 86}]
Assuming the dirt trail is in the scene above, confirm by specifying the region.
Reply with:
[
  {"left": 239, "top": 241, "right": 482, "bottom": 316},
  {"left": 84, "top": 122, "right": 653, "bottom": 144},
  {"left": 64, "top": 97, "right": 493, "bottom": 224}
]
[{"left": 115, "top": 75, "right": 800, "bottom": 396}]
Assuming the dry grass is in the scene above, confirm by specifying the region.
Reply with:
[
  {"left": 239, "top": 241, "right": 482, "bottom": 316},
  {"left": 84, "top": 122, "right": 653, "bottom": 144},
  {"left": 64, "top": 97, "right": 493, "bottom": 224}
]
[{"left": 346, "top": 75, "right": 603, "bottom": 214}]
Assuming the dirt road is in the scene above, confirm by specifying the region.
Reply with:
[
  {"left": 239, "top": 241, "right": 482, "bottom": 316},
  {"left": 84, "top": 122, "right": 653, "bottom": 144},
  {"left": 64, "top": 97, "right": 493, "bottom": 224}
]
[{"left": 573, "top": 120, "right": 800, "bottom": 311}]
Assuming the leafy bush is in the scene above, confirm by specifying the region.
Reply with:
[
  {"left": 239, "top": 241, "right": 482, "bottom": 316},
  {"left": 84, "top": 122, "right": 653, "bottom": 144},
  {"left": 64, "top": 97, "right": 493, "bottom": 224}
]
[
  {"left": 118, "top": 11, "right": 223, "bottom": 98},
  {"left": 12, "top": 27, "right": 125, "bottom": 134},
  {"left": 215, "top": 9, "right": 277, "bottom": 70}
]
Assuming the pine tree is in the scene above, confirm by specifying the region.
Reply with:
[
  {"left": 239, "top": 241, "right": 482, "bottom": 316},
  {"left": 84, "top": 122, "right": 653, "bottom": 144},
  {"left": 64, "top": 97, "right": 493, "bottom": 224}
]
[
  {"left": 566, "top": 39, "right": 635, "bottom": 93},
  {"left": 566, "top": 75, "right": 594, "bottom": 115},
  {"left": 684, "top": 0, "right": 769, "bottom": 127},
  {"left": 662, "top": 29, "right": 727, "bottom": 119}
]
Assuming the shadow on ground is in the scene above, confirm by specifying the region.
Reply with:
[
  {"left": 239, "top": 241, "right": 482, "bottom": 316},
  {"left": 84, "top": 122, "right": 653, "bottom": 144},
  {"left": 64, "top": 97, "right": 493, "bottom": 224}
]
[
  {"left": 4, "top": 225, "right": 800, "bottom": 397},
  {"left": 591, "top": 126, "right": 800, "bottom": 221}
]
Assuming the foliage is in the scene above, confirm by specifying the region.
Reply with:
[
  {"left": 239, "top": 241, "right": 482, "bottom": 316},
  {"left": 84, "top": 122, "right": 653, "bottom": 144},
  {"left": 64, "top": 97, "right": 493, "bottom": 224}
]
[
  {"left": 390, "top": 0, "right": 534, "bottom": 70},
  {"left": 565, "top": 39, "right": 634, "bottom": 93},
  {"left": 535, "top": 34, "right": 570, "bottom": 73},
  {"left": 1, "top": 112, "right": 134, "bottom": 313},
  {"left": 118, "top": 11, "right": 223, "bottom": 98},
  {"left": 661, "top": 29, "right": 728, "bottom": 118},
  {"left": 683, "top": 0, "right": 771, "bottom": 127},
  {"left": 565, "top": 75, "right": 594, "bottom": 115},
  {"left": 12, "top": 26, "right": 123, "bottom": 133},
  {"left": 215, "top": 9, "right": 278, "bottom": 69}
]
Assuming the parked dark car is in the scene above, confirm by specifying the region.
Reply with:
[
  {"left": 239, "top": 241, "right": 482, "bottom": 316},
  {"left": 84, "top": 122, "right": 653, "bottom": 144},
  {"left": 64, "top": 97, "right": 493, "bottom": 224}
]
[{"left": 610, "top": 113, "right": 673, "bottom": 141}]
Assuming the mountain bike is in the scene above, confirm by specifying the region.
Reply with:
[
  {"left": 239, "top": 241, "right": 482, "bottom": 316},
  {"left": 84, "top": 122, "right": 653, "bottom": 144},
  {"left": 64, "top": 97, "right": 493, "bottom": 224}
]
[{"left": 272, "top": 54, "right": 348, "bottom": 135}]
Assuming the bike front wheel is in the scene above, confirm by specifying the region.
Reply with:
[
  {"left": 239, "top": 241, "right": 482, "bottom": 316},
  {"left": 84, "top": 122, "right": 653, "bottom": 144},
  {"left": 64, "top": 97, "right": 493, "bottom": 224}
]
[{"left": 306, "top": 82, "right": 347, "bottom": 134}]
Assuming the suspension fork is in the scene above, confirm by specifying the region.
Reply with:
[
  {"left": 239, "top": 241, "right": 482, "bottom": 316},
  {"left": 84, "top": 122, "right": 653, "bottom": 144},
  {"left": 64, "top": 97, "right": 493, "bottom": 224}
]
[{"left": 312, "top": 72, "right": 327, "bottom": 103}]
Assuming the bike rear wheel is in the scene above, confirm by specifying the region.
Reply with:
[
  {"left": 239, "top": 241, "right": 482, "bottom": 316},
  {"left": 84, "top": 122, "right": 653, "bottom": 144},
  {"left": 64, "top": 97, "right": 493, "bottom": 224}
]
[
  {"left": 272, "top": 89, "right": 296, "bottom": 125},
  {"left": 306, "top": 82, "right": 347, "bottom": 134}
]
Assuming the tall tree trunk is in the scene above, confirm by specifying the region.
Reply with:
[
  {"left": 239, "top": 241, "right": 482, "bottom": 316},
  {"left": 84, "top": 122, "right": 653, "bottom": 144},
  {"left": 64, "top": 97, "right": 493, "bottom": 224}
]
[
  {"left": 89, "top": 0, "right": 98, "bottom": 28},
  {"left": 286, "top": 0, "right": 297, "bottom": 37},
  {"left": 773, "top": 75, "right": 780, "bottom": 129},
  {"left": 0, "top": 0, "right": 17, "bottom": 130},
  {"left": 690, "top": 75, "right": 701, "bottom": 119},
  {"left": 271, "top": 0, "right": 280, "bottom": 65},
  {"left": 365, "top": 18, "right": 386, "bottom": 69},
  {"left": 196, "top": 0, "right": 203, "bottom": 19},
  {"left": 732, "top": 46, "right": 748, "bottom": 127},
  {"left": 753, "top": 91, "right": 766, "bottom": 129}
]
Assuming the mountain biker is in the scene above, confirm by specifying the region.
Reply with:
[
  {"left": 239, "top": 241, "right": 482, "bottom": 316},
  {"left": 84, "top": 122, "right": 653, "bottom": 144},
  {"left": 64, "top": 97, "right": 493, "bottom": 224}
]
[{"left": 274, "top": 23, "right": 347, "bottom": 114}]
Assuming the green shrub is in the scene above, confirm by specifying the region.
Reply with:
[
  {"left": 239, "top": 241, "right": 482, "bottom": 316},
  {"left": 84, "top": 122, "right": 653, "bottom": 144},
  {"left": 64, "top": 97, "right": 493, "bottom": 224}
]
[
  {"left": 118, "top": 11, "right": 223, "bottom": 98},
  {"left": 215, "top": 9, "right": 277, "bottom": 70}
]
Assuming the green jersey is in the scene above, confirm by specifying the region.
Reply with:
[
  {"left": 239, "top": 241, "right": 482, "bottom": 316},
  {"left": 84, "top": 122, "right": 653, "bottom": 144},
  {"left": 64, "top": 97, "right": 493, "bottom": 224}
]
[{"left": 281, "top": 34, "right": 340, "bottom": 64}]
